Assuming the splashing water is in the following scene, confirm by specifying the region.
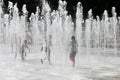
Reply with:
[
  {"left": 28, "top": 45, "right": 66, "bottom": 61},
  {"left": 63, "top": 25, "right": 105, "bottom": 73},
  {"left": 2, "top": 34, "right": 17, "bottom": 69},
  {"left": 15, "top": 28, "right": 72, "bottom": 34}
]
[
  {"left": 0, "top": 0, "right": 120, "bottom": 66},
  {"left": 0, "top": 1, "right": 120, "bottom": 80}
]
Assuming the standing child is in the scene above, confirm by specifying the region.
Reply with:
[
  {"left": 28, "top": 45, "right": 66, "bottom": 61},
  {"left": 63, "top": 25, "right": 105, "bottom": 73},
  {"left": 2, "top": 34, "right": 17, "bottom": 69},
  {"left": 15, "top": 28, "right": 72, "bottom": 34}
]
[
  {"left": 46, "top": 35, "right": 52, "bottom": 64},
  {"left": 69, "top": 36, "right": 78, "bottom": 67},
  {"left": 40, "top": 35, "right": 52, "bottom": 64},
  {"left": 21, "top": 40, "right": 30, "bottom": 61}
]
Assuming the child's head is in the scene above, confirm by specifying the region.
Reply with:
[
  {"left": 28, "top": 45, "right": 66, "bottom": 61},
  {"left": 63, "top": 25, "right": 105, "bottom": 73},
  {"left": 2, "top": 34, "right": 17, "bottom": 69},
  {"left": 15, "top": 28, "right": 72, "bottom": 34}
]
[
  {"left": 24, "top": 40, "right": 27, "bottom": 43},
  {"left": 71, "top": 36, "right": 75, "bottom": 40}
]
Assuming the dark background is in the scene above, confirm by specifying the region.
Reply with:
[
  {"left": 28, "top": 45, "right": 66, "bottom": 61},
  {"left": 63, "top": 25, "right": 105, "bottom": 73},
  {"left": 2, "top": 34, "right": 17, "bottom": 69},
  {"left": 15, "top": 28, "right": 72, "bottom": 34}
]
[
  {"left": 3, "top": 0, "right": 120, "bottom": 19},
  {"left": 47, "top": 0, "right": 120, "bottom": 19}
]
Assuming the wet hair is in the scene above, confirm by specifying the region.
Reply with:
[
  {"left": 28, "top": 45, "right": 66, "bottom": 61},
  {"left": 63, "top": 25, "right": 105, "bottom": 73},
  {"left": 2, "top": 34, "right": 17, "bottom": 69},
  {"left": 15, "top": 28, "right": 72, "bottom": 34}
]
[
  {"left": 71, "top": 36, "right": 75, "bottom": 40},
  {"left": 24, "top": 40, "right": 27, "bottom": 43}
]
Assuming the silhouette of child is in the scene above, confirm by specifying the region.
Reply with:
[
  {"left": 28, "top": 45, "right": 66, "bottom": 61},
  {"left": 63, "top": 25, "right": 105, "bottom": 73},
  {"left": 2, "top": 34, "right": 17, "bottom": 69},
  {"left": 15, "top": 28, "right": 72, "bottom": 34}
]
[{"left": 69, "top": 36, "right": 78, "bottom": 67}]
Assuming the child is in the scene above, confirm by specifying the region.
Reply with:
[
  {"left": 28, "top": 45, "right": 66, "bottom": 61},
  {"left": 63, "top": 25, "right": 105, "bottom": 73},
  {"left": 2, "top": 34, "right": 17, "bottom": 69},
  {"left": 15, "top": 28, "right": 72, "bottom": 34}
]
[
  {"left": 47, "top": 35, "right": 52, "bottom": 64},
  {"left": 69, "top": 36, "right": 78, "bottom": 67},
  {"left": 40, "top": 35, "right": 52, "bottom": 64},
  {"left": 21, "top": 40, "right": 30, "bottom": 61}
]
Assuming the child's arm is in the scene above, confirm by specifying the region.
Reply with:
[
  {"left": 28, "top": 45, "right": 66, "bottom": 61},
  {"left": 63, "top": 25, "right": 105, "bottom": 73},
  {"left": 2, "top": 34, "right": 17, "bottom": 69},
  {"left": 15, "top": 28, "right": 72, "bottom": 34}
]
[{"left": 26, "top": 45, "right": 30, "bottom": 52}]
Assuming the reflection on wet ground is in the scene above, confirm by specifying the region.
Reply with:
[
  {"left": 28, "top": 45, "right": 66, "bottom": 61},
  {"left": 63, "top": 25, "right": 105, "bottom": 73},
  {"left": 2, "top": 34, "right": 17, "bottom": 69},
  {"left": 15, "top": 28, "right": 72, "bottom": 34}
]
[{"left": 1, "top": 46, "right": 120, "bottom": 80}]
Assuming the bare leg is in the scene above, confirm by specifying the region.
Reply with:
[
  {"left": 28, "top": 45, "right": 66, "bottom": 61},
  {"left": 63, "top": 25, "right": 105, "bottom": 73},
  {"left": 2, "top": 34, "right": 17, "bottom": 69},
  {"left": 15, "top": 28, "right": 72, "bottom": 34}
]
[
  {"left": 72, "top": 57, "right": 75, "bottom": 67},
  {"left": 48, "top": 50, "right": 51, "bottom": 64},
  {"left": 21, "top": 48, "right": 25, "bottom": 61},
  {"left": 21, "top": 53, "right": 25, "bottom": 61},
  {"left": 41, "top": 59, "right": 43, "bottom": 64},
  {"left": 69, "top": 53, "right": 76, "bottom": 67}
]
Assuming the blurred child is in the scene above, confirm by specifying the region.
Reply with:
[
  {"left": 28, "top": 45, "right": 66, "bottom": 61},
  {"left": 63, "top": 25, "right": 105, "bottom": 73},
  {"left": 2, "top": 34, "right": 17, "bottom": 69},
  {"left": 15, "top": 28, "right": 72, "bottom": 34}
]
[{"left": 69, "top": 36, "right": 78, "bottom": 67}]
